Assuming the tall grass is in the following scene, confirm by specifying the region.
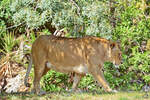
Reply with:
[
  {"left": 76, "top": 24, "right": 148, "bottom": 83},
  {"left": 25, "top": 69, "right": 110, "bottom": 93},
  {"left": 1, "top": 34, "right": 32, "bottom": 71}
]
[{"left": 0, "top": 32, "right": 17, "bottom": 54}]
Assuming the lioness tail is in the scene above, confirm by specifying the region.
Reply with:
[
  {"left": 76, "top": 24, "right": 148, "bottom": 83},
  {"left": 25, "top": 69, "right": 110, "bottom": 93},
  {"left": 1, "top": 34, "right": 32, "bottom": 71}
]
[{"left": 24, "top": 56, "right": 32, "bottom": 87}]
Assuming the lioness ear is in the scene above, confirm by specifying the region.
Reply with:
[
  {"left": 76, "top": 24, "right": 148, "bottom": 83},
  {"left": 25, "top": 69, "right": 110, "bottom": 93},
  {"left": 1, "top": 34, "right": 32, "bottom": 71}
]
[{"left": 110, "top": 42, "right": 116, "bottom": 49}]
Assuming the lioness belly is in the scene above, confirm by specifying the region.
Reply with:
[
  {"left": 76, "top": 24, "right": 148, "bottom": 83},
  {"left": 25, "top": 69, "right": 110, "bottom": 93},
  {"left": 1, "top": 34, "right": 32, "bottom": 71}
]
[{"left": 46, "top": 61, "right": 88, "bottom": 74}]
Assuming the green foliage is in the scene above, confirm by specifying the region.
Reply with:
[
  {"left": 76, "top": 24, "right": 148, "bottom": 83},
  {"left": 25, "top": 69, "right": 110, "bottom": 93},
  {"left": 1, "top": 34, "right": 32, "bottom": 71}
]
[
  {"left": 112, "top": 0, "right": 150, "bottom": 90},
  {"left": 0, "top": 0, "right": 11, "bottom": 48},
  {"left": 104, "top": 62, "right": 134, "bottom": 90},
  {"left": 0, "top": 32, "right": 17, "bottom": 54},
  {"left": 78, "top": 74, "right": 99, "bottom": 91},
  {"left": 42, "top": 70, "right": 70, "bottom": 92},
  {"left": 42, "top": 71, "right": 101, "bottom": 92},
  {"left": 10, "top": 0, "right": 112, "bottom": 37},
  {"left": 29, "top": 32, "right": 36, "bottom": 43},
  {"left": 0, "top": 0, "right": 12, "bottom": 29},
  {"left": 42, "top": 29, "right": 51, "bottom": 35}
]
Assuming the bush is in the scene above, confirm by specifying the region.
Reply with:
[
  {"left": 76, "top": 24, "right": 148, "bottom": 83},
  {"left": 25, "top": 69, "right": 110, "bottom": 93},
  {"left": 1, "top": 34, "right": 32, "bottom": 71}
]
[
  {"left": 112, "top": 0, "right": 150, "bottom": 90},
  {"left": 42, "top": 70, "right": 70, "bottom": 92},
  {"left": 10, "top": 0, "right": 112, "bottom": 37}
]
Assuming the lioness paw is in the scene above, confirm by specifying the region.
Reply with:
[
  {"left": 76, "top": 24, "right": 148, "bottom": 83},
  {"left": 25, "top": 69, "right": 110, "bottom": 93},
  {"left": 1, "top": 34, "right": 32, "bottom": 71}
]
[{"left": 112, "top": 89, "right": 118, "bottom": 93}]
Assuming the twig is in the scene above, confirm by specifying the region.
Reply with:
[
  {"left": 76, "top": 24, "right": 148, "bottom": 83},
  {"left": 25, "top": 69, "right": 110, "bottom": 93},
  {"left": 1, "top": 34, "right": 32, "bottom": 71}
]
[
  {"left": 6, "top": 22, "right": 25, "bottom": 30},
  {"left": 53, "top": 29, "right": 59, "bottom": 36},
  {"left": 54, "top": 29, "right": 65, "bottom": 36},
  {"left": 70, "top": 0, "right": 81, "bottom": 16}
]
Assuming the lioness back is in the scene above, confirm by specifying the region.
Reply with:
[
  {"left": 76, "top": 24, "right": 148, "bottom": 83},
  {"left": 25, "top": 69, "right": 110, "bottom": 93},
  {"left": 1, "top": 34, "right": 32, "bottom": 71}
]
[{"left": 31, "top": 35, "right": 112, "bottom": 74}]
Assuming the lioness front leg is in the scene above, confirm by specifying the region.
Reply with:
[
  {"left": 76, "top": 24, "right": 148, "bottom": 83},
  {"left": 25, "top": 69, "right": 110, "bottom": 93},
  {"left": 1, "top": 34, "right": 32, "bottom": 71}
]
[
  {"left": 91, "top": 70, "right": 112, "bottom": 92},
  {"left": 71, "top": 73, "right": 83, "bottom": 92}
]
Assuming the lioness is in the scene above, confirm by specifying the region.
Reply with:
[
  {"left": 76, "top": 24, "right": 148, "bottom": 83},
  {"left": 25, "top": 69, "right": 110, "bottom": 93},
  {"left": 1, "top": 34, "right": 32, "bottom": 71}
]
[{"left": 24, "top": 35, "right": 122, "bottom": 95}]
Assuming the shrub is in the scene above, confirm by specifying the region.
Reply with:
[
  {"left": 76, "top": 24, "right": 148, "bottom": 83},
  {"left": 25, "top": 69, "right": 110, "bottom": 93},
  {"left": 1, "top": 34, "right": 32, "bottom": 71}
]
[
  {"left": 10, "top": 0, "right": 112, "bottom": 37},
  {"left": 42, "top": 70, "right": 70, "bottom": 92},
  {"left": 112, "top": 0, "right": 150, "bottom": 90}
]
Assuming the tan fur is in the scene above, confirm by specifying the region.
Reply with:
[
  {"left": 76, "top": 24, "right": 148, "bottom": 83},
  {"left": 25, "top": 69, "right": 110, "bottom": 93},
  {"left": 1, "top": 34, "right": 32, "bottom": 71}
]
[{"left": 24, "top": 35, "right": 122, "bottom": 95}]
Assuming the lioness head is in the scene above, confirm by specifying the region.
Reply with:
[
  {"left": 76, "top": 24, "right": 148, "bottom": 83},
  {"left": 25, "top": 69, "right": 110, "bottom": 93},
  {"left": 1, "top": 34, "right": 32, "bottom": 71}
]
[{"left": 108, "top": 42, "right": 122, "bottom": 66}]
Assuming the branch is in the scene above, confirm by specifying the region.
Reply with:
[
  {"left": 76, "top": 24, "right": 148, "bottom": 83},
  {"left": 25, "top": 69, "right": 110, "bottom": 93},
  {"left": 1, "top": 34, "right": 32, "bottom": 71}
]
[
  {"left": 6, "top": 22, "right": 25, "bottom": 30},
  {"left": 53, "top": 29, "right": 66, "bottom": 37},
  {"left": 70, "top": 0, "right": 81, "bottom": 16}
]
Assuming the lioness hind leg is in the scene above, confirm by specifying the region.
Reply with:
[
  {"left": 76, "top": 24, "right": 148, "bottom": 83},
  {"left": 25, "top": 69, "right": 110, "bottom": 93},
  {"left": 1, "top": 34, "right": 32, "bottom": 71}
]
[
  {"left": 33, "top": 64, "right": 46, "bottom": 95},
  {"left": 91, "top": 70, "right": 112, "bottom": 92}
]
